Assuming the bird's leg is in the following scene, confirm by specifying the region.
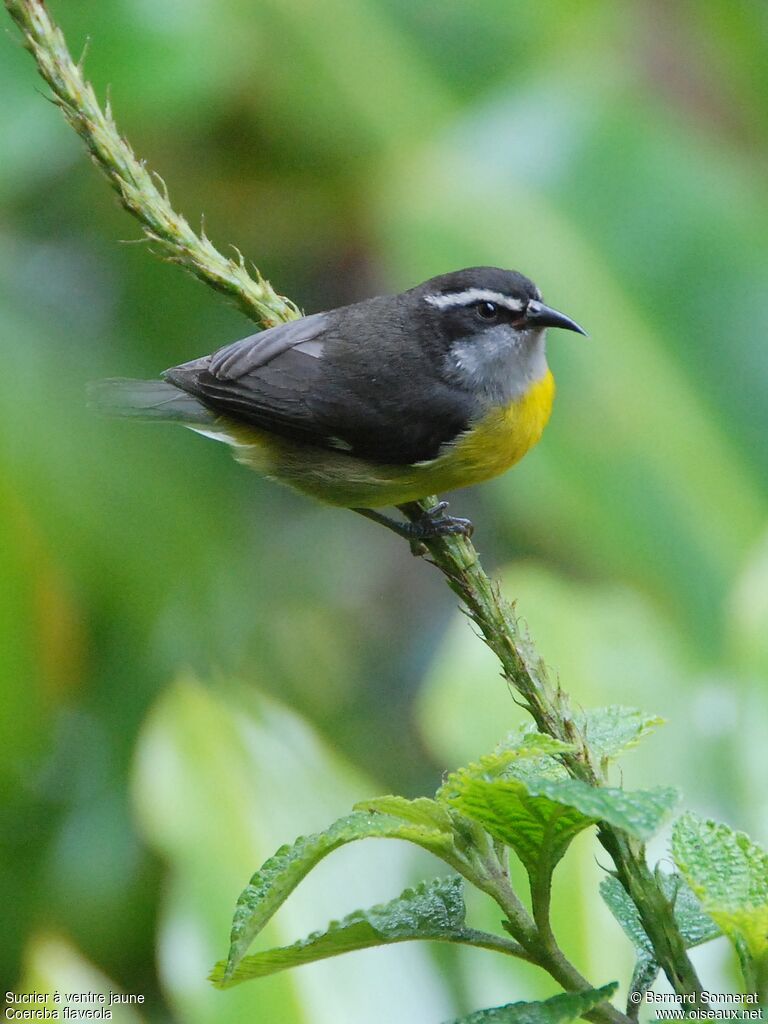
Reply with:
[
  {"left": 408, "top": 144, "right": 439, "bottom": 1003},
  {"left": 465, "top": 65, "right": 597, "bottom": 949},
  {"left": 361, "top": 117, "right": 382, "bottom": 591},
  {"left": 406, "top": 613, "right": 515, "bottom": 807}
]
[
  {"left": 352, "top": 501, "right": 474, "bottom": 555},
  {"left": 398, "top": 501, "right": 474, "bottom": 541},
  {"left": 352, "top": 507, "right": 425, "bottom": 548}
]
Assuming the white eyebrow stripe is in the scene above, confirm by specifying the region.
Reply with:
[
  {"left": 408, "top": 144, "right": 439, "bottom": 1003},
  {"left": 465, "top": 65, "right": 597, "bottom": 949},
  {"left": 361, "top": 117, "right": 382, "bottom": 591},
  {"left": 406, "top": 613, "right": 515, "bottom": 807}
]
[{"left": 424, "top": 288, "right": 525, "bottom": 312}]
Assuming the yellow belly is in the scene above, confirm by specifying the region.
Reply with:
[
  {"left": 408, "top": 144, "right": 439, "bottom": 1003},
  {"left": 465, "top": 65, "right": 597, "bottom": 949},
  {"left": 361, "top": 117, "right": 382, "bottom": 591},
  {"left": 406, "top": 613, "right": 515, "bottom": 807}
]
[
  {"left": 434, "top": 370, "right": 556, "bottom": 491},
  {"left": 223, "top": 370, "right": 555, "bottom": 508}
]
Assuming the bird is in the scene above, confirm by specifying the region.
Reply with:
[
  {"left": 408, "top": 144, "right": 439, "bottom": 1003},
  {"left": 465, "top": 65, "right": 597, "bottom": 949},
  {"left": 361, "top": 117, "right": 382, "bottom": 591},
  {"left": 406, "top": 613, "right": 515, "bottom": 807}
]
[{"left": 92, "top": 266, "right": 585, "bottom": 543}]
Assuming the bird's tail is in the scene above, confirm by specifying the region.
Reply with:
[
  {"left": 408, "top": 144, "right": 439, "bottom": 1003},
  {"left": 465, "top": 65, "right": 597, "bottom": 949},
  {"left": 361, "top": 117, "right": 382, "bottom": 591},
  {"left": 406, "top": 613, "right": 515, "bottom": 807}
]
[{"left": 88, "top": 378, "right": 215, "bottom": 424}]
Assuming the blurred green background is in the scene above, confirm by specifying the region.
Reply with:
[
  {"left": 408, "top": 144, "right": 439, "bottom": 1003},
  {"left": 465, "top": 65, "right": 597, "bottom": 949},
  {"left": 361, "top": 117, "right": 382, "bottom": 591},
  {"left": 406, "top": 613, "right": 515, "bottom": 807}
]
[{"left": 2, "top": 1, "right": 767, "bottom": 1019}]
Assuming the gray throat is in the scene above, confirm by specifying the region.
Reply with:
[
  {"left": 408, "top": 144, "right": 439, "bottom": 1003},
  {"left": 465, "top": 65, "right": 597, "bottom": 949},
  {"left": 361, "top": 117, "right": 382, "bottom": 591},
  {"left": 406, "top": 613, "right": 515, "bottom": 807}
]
[{"left": 445, "top": 326, "right": 548, "bottom": 409}]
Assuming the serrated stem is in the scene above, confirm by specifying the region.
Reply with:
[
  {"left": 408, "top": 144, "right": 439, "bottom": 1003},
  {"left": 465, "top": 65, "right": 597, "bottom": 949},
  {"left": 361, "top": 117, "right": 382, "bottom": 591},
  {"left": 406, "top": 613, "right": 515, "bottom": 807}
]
[
  {"left": 4, "top": 0, "right": 299, "bottom": 330},
  {"left": 597, "top": 830, "right": 708, "bottom": 1009},
  {"left": 401, "top": 500, "right": 709, "bottom": 1009}
]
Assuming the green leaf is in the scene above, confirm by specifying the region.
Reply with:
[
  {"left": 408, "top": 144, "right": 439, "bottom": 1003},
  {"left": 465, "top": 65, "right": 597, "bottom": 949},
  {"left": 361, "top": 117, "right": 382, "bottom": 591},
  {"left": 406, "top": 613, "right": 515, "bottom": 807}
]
[
  {"left": 600, "top": 873, "right": 720, "bottom": 1007},
  {"left": 448, "top": 771, "right": 678, "bottom": 925},
  {"left": 667, "top": 875, "right": 724, "bottom": 947},
  {"left": 447, "top": 982, "right": 618, "bottom": 1024},
  {"left": 524, "top": 778, "right": 678, "bottom": 841},
  {"left": 601, "top": 873, "right": 720, "bottom": 954},
  {"left": 212, "top": 876, "right": 469, "bottom": 988},
  {"left": 576, "top": 706, "right": 664, "bottom": 763},
  {"left": 625, "top": 958, "right": 661, "bottom": 1016},
  {"left": 492, "top": 731, "right": 578, "bottom": 761},
  {"left": 354, "top": 795, "right": 454, "bottom": 832},
  {"left": 600, "top": 875, "right": 655, "bottom": 961},
  {"left": 672, "top": 813, "right": 768, "bottom": 962},
  {"left": 223, "top": 809, "right": 459, "bottom": 979},
  {"left": 449, "top": 775, "right": 678, "bottom": 876},
  {"left": 505, "top": 709, "right": 663, "bottom": 771},
  {"left": 448, "top": 777, "right": 593, "bottom": 884},
  {"left": 437, "top": 732, "right": 576, "bottom": 799},
  {"left": 132, "top": 680, "right": 455, "bottom": 1021}
]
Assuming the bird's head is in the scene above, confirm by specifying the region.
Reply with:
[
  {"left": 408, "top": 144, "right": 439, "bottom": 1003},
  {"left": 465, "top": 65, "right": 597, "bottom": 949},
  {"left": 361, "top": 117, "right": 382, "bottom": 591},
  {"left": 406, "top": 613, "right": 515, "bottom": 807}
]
[{"left": 412, "top": 266, "right": 585, "bottom": 402}]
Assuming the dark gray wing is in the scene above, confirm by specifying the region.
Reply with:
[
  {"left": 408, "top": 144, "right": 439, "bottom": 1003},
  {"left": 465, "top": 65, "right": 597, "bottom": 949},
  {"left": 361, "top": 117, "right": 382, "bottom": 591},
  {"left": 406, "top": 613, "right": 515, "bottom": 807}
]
[
  {"left": 163, "top": 309, "right": 474, "bottom": 464},
  {"left": 163, "top": 314, "right": 330, "bottom": 442},
  {"left": 207, "top": 315, "right": 327, "bottom": 377}
]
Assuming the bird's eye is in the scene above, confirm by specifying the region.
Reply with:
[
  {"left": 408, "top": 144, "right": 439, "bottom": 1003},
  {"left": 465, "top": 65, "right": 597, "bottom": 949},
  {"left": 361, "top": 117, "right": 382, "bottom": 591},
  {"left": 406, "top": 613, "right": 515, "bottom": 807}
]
[{"left": 476, "top": 301, "right": 499, "bottom": 321}]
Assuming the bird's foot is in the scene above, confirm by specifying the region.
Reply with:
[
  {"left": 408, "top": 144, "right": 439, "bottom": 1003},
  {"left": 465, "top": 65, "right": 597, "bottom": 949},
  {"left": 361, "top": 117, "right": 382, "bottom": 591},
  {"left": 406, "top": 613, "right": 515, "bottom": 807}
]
[
  {"left": 353, "top": 501, "right": 473, "bottom": 556},
  {"left": 405, "top": 501, "right": 475, "bottom": 541},
  {"left": 404, "top": 501, "right": 475, "bottom": 555}
]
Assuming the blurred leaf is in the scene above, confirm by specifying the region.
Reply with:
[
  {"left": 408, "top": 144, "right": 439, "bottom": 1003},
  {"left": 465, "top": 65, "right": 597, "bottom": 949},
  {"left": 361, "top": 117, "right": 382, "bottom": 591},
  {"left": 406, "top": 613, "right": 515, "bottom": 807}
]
[
  {"left": 222, "top": 0, "right": 454, "bottom": 165},
  {"left": 15, "top": 932, "right": 145, "bottom": 1023},
  {"left": 0, "top": 40, "right": 78, "bottom": 201},
  {"left": 672, "top": 813, "right": 768, "bottom": 963},
  {"left": 0, "top": 485, "right": 53, "bottom": 786},
  {"left": 213, "top": 876, "right": 467, "bottom": 987},
  {"left": 133, "top": 679, "right": 453, "bottom": 1024},
  {"left": 600, "top": 873, "right": 720, "bottom": 1008},
  {"left": 416, "top": 565, "right": 688, "bottom": 781},
  {"left": 384, "top": 0, "right": 608, "bottom": 101},
  {"left": 447, "top": 982, "right": 618, "bottom": 1024},
  {"left": 224, "top": 808, "right": 458, "bottom": 978},
  {"left": 728, "top": 527, "right": 768, "bottom": 677},
  {"left": 49, "top": 0, "right": 253, "bottom": 118}
]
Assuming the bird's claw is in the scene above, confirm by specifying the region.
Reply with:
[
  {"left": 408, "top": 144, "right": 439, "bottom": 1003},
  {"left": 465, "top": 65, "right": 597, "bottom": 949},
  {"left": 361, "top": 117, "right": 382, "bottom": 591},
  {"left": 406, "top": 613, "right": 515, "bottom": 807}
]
[
  {"left": 408, "top": 502, "right": 474, "bottom": 547},
  {"left": 354, "top": 501, "right": 474, "bottom": 555}
]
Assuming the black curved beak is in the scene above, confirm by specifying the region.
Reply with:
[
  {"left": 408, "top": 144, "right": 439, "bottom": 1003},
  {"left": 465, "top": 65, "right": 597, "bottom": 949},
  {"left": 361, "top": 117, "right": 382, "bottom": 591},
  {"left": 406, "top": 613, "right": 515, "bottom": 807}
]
[{"left": 525, "top": 300, "right": 587, "bottom": 336}]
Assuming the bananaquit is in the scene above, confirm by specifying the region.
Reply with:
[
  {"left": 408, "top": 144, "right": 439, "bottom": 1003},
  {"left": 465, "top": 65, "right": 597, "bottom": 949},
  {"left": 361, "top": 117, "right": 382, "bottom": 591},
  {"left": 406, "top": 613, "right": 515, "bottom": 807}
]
[{"left": 94, "top": 267, "right": 585, "bottom": 541}]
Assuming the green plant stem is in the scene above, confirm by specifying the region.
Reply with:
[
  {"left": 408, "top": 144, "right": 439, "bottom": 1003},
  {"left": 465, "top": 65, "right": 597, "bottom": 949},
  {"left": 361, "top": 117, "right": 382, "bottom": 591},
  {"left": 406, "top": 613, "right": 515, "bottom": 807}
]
[
  {"left": 437, "top": 831, "right": 626, "bottom": 1018},
  {"left": 530, "top": 866, "right": 556, "bottom": 950},
  {"left": 465, "top": 846, "right": 629, "bottom": 1024},
  {"left": 451, "top": 929, "right": 536, "bottom": 964},
  {"left": 740, "top": 950, "right": 768, "bottom": 1005},
  {"left": 483, "top": 873, "right": 629, "bottom": 1024},
  {"left": 596, "top": 829, "right": 707, "bottom": 1001},
  {"left": 401, "top": 500, "right": 708, "bottom": 1008},
  {"left": 5, "top": 0, "right": 707, "bottom": 1014},
  {"left": 4, "top": 0, "right": 299, "bottom": 330}
]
